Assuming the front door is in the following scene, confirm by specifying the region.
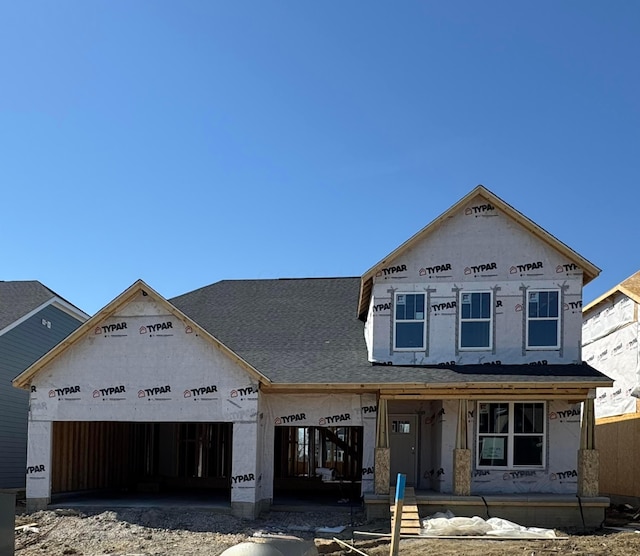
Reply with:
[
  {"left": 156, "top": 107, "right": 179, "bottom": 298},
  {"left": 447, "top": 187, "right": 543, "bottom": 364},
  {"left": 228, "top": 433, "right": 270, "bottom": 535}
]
[{"left": 389, "top": 414, "right": 418, "bottom": 486}]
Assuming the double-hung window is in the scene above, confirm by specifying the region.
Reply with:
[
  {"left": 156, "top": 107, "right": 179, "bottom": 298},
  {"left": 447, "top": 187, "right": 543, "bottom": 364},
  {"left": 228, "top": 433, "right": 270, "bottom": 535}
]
[
  {"left": 394, "top": 293, "right": 426, "bottom": 350},
  {"left": 527, "top": 290, "right": 560, "bottom": 349},
  {"left": 459, "top": 291, "right": 492, "bottom": 349},
  {"left": 477, "top": 402, "right": 545, "bottom": 468}
]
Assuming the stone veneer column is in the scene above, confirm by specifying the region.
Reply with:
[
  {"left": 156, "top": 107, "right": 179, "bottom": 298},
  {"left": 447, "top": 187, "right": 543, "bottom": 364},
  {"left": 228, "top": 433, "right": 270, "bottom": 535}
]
[
  {"left": 578, "top": 449, "right": 600, "bottom": 497},
  {"left": 453, "top": 449, "right": 471, "bottom": 496},
  {"left": 578, "top": 397, "right": 599, "bottom": 497},
  {"left": 374, "top": 448, "right": 390, "bottom": 495}
]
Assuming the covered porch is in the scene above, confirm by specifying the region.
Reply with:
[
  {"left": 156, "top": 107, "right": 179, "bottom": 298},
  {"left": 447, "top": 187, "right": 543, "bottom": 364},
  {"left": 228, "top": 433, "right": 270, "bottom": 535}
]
[{"left": 368, "top": 385, "right": 605, "bottom": 529}]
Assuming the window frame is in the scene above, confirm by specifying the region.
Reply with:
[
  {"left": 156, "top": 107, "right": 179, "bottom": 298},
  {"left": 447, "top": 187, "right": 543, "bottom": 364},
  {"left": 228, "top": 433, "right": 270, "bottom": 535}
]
[
  {"left": 475, "top": 401, "right": 546, "bottom": 470},
  {"left": 458, "top": 290, "right": 493, "bottom": 351},
  {"left": 393, "top": 292, "right": 427, "bottom": 351},
  {"left": 526, "top": 289, "right": 561, "bottom": 350}
]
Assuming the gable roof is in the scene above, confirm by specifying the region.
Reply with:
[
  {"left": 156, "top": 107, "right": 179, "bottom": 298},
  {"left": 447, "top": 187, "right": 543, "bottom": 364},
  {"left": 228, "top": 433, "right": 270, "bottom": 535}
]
[
  {"left": 0, "top": 280, "right": 88, "bottom": 334},
  {"left": 357, "top": 185, "right": 601, "bottom": 319},
  {"left": 12, "top": 279, "right": 270, "bottom": 390},
  {"left": 171, "top": 277, "right": 610, "bottom": 391},
  {"left": 583, "top": 269, "right": 640, "bottom": 313}
]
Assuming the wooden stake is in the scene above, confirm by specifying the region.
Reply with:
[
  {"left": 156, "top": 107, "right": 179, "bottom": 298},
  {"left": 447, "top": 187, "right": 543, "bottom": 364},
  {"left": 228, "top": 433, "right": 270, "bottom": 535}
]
[{"left": 389, "top": 473, "right": 406, "bottom": 556}]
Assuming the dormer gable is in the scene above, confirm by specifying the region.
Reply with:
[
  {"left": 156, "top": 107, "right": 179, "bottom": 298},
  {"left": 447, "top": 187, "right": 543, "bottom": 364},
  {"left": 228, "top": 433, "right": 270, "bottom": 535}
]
[{"left": 358, "top": 185, "right": 600, "bottom": 320}]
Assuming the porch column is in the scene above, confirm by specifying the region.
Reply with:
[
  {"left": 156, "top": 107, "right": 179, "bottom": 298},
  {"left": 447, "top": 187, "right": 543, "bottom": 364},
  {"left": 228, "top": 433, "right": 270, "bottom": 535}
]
[
  {"left": 374, "top": 397, "right": 390, "bottom": 495},
  {"left": 578, "top": 397, "right": 599, "bottom": 497},
  {"left": 453, "top": 399, "right": 471, "bottom": 496}
]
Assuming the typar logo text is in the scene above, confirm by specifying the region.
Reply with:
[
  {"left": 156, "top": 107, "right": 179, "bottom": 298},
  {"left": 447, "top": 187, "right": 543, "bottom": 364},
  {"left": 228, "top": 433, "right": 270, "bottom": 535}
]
[
  {"left": 549, "top": 407, "right": 580, "bottom": 422},
  {"left": 419, "top": 263, "right": 452, "bottom": 277},
  {"left": 184, "top": 384, "right": 218, "bottom": 400},
  {"left": 27, "top": 464, "right": 46, "bottom": 479},
  {"left": 274, "top": 413, "right": 306, "bottom": 425},
  {"left": 464, "top": 262, "right": 497, "bottom": 276},
  {"left": 139, "top": 321, "right": 174, "bottom": 336},
  {"left": 93, "top": 386, "right": 126, "bottom": 400},
  {"left": 550, "top": 469, "right": 577, "bottom": 482},
  {"left": 49, "top": 386, "right": 81, "bottom": 400},
  {"left": 230, "top": 386, "right": 258, "bottom": 400},
  {"left": 231, "top": 473, "right": 255, "bottom": 485},
  {"left": 138, "top": 385, "right": 172, "bottom": 401},
  {"left": 509, "top": 261, "right": 543, "bottom": 275},
  {"left": 465, "top": 203, "right": 495, "bottom": 216},
  {"left": 375, "top": 264, "right": 407, "bottom": 278},
  {"left": 318, "top": 413, "right": 351, "bottom": 425},
  {"left": 95, "top": 322, "right": 128, "bottom": 337}
]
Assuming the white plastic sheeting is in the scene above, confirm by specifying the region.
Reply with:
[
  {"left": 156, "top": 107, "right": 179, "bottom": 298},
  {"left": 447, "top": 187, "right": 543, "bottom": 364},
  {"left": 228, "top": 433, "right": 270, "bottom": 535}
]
[
  {"left": 583, "top": 293, "right": 639, "bottom": 418},
  {"left": 421, "top": 511, "right": 557, "bottom": 538},
  {"left": 366, "top": 197, "right": 584, "bottom": 366}
]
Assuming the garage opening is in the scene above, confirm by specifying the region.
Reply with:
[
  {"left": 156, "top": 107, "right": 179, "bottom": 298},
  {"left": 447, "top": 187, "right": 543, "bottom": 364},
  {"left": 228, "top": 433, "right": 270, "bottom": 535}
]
[
  {"left": 274, "top": 426, "right": 362, "bottom": 504},
  {"left": 51, "top": 421, "right": 232, "bottom": 504}
]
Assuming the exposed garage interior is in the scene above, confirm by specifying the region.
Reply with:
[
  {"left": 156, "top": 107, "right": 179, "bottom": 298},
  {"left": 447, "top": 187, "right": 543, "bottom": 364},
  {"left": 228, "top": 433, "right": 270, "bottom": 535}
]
[
  {"left": 273, "top": 425, "right": 363, "bottom": 504},
  {"left": 50, "top": 421, "right": 232, "bottom": 504}
]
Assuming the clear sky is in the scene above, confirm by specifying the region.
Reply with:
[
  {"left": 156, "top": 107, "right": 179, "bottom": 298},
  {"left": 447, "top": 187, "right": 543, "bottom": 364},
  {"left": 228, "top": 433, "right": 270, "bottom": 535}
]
[{"left": 1, "top": 1, "right": 638, "bottom": 315}]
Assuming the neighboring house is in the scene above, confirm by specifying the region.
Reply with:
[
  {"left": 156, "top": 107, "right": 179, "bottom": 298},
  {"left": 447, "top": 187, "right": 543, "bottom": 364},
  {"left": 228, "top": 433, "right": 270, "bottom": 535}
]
[
  {"left": 582, "top": 271, "right": 640, "bottom": 504},
  {"left": 0, "top": 281, "right": 88, "bottom": 488},
  {"left": 13, "top": 186, "right": 612, "bottom": 527}
]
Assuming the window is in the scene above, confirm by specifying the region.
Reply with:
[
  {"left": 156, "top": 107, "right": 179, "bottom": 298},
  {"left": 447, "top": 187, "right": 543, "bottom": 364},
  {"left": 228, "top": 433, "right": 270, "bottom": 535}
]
[
  {"left": 477, "top": 402, "right": 545, "bottom": 468},
  {"left": 527, "top": 290, "right": 560, "bottom": 349},
  {"left": 459, "top": 291, "right": 492, "bottom": 349},
  {"left": 394, "top": 293, "right": 426, "bottom": 350}
]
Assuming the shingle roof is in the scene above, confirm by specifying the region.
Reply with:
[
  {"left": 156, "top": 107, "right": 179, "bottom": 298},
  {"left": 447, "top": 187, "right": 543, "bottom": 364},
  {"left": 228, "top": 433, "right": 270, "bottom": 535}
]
[
  {"left": 0, "top": 281, "right": 57, "bottom": 332},
  {"left": 170, "top": 277, "right": 611, "bottom": 386}
]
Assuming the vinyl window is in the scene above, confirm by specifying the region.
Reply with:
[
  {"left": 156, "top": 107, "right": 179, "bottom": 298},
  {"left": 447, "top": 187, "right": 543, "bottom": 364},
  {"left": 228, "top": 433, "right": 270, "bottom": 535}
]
[
  {"left": 527, "top": 290, "right": 560, "bottom": 349},
  {"left": 394, "top": 293, "right": 426, "bottom": 350},
  {"left": 477, "top": 402, "right": 545, "bottom": 469},
  {"left": 459, "top": 291, "right": 492, "bottom": 349}
]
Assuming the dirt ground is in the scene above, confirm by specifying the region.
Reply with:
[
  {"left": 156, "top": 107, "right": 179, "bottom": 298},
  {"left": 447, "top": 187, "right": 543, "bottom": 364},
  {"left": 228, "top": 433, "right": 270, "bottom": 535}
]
[{"left": 13, "top": 504, "right": 640, "bottom": 556}]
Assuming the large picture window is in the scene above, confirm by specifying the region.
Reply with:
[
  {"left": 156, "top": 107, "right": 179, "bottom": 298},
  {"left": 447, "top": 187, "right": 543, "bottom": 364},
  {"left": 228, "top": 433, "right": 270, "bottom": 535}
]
[
  {"left": 459, "top": 291, "right": 492, "bottom": 349},
  {"left": 477, "top": 402, "right": 545, "bottom": 468},
  {"left": 527, "top": 290, "right": 560, "bottom": 349},
  {"left": 394, "top": 293, "right": 426, "bottom": 350}
]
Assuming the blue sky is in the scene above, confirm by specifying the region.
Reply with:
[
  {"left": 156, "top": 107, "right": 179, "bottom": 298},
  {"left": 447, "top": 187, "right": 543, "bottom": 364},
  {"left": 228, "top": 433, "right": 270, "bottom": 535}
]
[{"left": 1, "top": 1, "right": 638, "bottom": 315}]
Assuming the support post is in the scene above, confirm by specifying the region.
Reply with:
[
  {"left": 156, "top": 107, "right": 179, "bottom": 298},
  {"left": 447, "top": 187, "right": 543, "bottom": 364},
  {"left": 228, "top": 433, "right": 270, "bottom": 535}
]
[{"left": 375, "top": 397, "right": 390, "bottom": 494}]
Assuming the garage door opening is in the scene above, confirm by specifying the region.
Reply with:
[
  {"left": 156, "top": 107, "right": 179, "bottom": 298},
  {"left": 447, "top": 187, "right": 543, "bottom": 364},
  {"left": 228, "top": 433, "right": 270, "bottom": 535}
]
[
  {"left": 51, "top": 421, "right": 232, "bottom": 505},
  {"left": 274, "top": 426, "right": 362, "bottom": 505}
]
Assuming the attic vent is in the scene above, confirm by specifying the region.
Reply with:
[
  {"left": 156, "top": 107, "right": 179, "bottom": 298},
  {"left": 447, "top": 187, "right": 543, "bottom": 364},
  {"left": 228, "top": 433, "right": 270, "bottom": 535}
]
[{"left": 41, "top": 319, "right": 51, "bottom": 329}]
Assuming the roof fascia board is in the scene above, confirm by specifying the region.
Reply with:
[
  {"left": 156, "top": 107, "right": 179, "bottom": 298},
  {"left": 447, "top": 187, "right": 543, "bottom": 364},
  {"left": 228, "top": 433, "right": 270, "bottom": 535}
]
[
  {"left": 12, "top": 279, "right": 271, "bottom": 390},
  {"left": 262, "top": 378, "right": 612, "bottom": 392},
  {"left": 358, "top": 185, "right": 601, "bottom": 318},
  {"left": 583, "top": 285, "right": 640, "bottom": 314}
]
